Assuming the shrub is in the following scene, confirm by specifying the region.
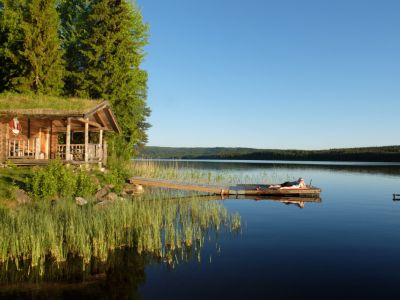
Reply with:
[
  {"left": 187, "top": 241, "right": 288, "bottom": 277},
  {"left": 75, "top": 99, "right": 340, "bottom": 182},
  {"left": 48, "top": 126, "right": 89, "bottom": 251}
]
[
  {"left": 105, "top": 135, "right": 131, "bottom": 192},
  {"left": 75, "top": 170, "right": 97, "bottom": 198},
  {"left": 27, "top": 161, "right": 96, "bottom": 200}
]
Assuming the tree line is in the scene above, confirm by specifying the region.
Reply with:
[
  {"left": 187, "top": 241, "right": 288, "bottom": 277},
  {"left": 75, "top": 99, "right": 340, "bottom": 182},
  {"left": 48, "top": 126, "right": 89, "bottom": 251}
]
[
  {"left": 142, "top": 146, "right": 400, "bottom": 162},
  {"left": 0, "top": 0, "right": 150, "bottom": 151}
]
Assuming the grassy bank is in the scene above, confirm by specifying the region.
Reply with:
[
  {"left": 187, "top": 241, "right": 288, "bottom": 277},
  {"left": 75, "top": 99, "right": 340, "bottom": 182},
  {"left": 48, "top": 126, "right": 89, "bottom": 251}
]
[
  {"left": 0, "top": 162, "right": 241, "bottom": 281},
  {"left": 0, "top": 166, "right": 31, "bottom": 207},
  {"left": 0, "top": 192, "right": 240, "bottom": 274}
]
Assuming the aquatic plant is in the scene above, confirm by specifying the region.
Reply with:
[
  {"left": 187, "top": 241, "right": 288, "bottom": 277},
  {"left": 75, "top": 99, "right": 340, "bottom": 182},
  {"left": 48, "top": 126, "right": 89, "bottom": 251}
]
[
  {"left": 130, "top": 159, "right": 286, "bottom": 185},
  {"left": 0, "top": 191, "right": 240, "bottom": 279}
]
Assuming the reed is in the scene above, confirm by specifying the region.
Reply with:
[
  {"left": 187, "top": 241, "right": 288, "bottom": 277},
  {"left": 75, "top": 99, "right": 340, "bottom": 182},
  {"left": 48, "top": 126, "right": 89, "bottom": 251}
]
[
  {"left": 0, "top": 191, "right": 240, "bottom": 277},
  {"left": 130, "top": 159, "right": 285, "bottom": 185}
]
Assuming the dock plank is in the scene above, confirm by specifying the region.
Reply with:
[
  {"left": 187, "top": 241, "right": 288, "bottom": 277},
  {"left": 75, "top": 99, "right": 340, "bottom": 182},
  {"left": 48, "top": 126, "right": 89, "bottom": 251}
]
[{"left": 129, "top": 177, "right": 321, "bottom": 197}]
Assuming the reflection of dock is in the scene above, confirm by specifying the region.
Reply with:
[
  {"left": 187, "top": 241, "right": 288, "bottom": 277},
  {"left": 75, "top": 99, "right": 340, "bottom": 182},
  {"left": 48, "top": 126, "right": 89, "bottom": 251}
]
[
  {"left": 227, "top": 195, "right": 321, "bottom": 209},
  {"left": 195, "top": 195, "right": 321, "bottom": 209},
  {"left": 129, "top": 177, "right": 321, "bottom": 197}
]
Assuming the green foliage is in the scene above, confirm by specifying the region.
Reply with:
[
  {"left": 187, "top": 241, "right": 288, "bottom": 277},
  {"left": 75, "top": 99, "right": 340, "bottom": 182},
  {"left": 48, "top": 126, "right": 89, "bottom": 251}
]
[
  {"left": 0, "top": 193, "right": 240, "bottom": 275},
  {"left": 0, "top": 167, "right": 31, "bottom": 202},
  {"left": 1, "top": 0, "right": 151, "bottom": 148},
  {"left": 27, "top": 160, "right": 96, "bottom": 200},
  {"left": 78, "top": 0, "right": 150, "bottom": 149},
  {"left": 141, "top": 145, "right": 400, "bottom": 163},
  {"left": 75, "top": 169, "right": 96, "bottom": 198},
  {"left": 0, "top": 0, "right": 65, "bottom": 94},
  {"left": 0, "top": 0, "right": 25, "bottom": 92},
  {"left": 104, "top": 135, "right": 131, "bottom": 192},
  {"left": 57, "top": 0, "right": 91, "bottom": 95}
]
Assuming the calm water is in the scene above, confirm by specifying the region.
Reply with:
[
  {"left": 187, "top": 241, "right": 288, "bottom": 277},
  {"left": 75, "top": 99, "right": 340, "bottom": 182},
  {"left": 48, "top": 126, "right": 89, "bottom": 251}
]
[{"left": 2, "top": 161, "right": 400, "bottom": 299}]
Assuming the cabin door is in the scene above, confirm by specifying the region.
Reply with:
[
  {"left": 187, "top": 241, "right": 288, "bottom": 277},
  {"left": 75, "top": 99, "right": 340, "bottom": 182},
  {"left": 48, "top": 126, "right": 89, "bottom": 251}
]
[{"left": 39, "top": 129, "right": 50, "bottom": 159}]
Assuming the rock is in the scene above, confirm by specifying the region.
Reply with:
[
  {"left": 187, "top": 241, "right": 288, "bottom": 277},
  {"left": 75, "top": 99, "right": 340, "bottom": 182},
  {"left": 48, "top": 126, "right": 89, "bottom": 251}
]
[
  {"left": 123, "top": 184, "right": 144, "bottom": 195},
  {"left": 106, "top": 192, "right": 118, "bottom": 201},
  {"left": 105, "top": 184, "right": 115, "bottom": 190},
  {"left": 75, "top": 197, "right": 88, "bottom": 206},
  {"left": 95, "top": 186, "right": 109, "bottom": 200},
  {"left": 135, "top": 185, "right": 144, "bottom": 193},
  {"left": 15, "top": 189, "right": 31, "bottom": 204}
]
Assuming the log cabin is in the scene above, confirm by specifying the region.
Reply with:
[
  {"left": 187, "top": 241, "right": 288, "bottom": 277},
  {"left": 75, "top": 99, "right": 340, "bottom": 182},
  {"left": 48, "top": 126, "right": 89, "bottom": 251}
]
[{"left": 0, "top": 95, "right": 121, "bottom": 166}]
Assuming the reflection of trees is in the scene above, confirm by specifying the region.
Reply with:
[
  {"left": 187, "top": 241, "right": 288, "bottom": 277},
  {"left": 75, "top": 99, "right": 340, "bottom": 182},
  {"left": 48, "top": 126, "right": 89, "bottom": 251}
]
[
  {"left": 0, "top": 249, "right": 146, "bottom": 300},
  {"left": 0, "top": 195, "right": 241, "bottom": 298}
]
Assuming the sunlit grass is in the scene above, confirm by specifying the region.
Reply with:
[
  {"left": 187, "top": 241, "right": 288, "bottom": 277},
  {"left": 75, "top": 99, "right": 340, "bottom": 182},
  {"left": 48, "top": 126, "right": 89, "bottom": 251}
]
[
  {"left": 0, "top": 191, "right": 240, "bottom": 277},
  {"left": 129, "top": 159, "right": 288, "bottom": 185}
]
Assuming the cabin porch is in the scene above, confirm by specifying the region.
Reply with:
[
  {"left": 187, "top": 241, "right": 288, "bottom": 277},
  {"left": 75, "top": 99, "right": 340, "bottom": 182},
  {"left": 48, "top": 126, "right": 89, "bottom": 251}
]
[
  {"left": 5, "top": 119, "right": 108, "bottom": 165},
  {"left": 6, "top": 139, "right": 107, "bottom": 164},
  {"left": 0, "top": 101, "right": 120, "bottom": 166}
]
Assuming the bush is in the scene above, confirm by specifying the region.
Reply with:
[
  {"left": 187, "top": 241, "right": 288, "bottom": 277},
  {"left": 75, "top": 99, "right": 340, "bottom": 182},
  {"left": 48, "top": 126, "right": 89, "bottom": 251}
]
[
  {"left": 27, "top": 161, "right": 96, "bottom": 200},
  {"left": 105, "top": 135, "right": 131, "bottom": 192},
  {"left": 75, "top": 170, "right": 97, "bottom": 198}
]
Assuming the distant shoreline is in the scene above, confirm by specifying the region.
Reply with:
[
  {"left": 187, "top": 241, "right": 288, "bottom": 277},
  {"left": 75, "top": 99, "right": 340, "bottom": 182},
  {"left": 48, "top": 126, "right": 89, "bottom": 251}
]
[
  {"left": 134, "top": 158, "right": 400, "bottom": 166},
  {"left": 140, "top": 145, "right": 400, "bottom": 163}
]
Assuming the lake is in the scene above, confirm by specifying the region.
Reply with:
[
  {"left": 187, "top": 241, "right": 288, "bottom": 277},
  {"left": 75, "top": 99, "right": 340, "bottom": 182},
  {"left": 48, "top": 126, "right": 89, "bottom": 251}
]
[{"left": 2, "top": 160, "right": 400, "bottom": 299}]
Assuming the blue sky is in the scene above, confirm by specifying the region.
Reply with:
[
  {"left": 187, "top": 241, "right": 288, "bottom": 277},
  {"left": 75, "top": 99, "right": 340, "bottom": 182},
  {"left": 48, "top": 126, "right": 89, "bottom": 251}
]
[{"left": 136, "top": 0, "right": 400, "bottom": 150}]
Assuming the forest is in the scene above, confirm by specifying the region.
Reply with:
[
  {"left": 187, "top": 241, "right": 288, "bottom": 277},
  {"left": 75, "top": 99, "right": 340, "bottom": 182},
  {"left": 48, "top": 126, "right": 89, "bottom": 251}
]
[
  {"left": 141, "top": 146, "right": 400, "bottom": 162},
  {"left": 0, "top": 0, "right": 150, "bottom": 150}
]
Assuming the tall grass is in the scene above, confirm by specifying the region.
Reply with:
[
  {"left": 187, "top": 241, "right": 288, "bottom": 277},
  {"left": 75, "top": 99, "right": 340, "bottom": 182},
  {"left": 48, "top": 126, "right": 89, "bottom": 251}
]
[
  {"left": 129, "top": 159, "right": 286, "bottom": 185},
  {"left": 0, "top": 191, "right": 240, "bottom": 279}
]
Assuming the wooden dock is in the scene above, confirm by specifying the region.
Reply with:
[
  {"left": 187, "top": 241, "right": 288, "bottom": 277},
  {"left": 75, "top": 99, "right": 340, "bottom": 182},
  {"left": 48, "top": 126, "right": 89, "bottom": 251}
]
[{"left": 129, "top": 177, "right": 321, "bottom": 197}]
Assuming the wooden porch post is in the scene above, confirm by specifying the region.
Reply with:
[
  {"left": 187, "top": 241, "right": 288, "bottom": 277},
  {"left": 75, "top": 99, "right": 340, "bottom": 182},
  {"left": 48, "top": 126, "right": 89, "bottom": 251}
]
[
  {"left": 45, "top": 129, "right": 50, "bottom": 159},
  {"left": 66, "top": 118, "right": 71, "bottom": 161},
  {"left": 99, "top": 129, "right": 103, "bottom": 166},
  {"left": 84, "top": 118, "right": 89, "bottom": 163}
]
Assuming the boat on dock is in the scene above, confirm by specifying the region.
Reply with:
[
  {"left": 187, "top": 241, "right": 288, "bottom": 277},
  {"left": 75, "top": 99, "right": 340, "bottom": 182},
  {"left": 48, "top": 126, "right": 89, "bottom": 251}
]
[{"left": 129, "top": 177, "right": 321, "bottom": 197}]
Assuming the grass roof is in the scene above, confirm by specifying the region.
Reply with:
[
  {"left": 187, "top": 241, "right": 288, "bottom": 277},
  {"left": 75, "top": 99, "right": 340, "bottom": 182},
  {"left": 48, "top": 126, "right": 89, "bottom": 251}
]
[{"left": 0, "top": 94, "right": 103, "bottom": 113}]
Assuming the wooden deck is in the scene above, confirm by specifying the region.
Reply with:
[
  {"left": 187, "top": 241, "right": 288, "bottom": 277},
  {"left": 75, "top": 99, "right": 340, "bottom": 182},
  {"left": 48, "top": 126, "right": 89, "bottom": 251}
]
[{"left": 129, "top": 177, "right": 321, "bottom": 197}]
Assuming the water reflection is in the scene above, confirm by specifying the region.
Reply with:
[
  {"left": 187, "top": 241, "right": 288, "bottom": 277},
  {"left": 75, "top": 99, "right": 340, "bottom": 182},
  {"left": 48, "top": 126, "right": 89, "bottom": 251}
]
[
  {"left": 220, "top": 195, "right": 321, "bottom": 209},
  {"left": 0, "top": 194, "right": 241, "bottom": 299},
  {"left": 152, "top": 159, "right": 400, "bottom": 177},
  {"left": 0, "top": 239, "right": 231, "bottom": 299},
  {"left": 0, "top": 248, "right": 147, "bottom": 299}
]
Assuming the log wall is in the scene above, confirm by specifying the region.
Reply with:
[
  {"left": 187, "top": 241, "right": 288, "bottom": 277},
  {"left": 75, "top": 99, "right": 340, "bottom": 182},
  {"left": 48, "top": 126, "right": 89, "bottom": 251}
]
[
  {"left": 0, "top": 118, "right": 52, "bottom": 160},
  {"left": 0, "top": 122, "right": 6, "bottom": 163}
]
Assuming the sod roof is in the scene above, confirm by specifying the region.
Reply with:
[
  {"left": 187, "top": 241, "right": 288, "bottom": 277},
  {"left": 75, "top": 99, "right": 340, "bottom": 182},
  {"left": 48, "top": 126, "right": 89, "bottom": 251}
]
[
  {"left": 0, "top": 94, "right": 121, "bottom": 132},
  {"left": 0, "top": 94, "right": 103, "bottom": 113}
]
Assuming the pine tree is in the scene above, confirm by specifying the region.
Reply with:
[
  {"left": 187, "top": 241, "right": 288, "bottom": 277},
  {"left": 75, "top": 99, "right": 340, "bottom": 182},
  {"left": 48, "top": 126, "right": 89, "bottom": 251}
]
[
  {"left": 14, "top": 0, "right": 65, "bottom": 94},
  {"left": 58, "top": 0, "right": 90, "bottom": 97},
  {"left": 0, "top": 0, "right": 25, "bottom": 92},
  {"left": 80, "top": 0, "right": 150, "bottom": 150}
]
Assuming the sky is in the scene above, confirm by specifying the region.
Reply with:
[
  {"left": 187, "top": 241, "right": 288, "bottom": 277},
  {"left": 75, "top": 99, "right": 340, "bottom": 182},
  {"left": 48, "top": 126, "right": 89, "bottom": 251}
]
[{"left": 136, "top": 0, "right": 400, "bottom": 150}]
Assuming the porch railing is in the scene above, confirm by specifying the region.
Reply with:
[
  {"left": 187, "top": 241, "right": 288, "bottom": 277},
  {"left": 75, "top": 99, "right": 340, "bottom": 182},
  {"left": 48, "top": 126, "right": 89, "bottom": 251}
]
[
  {"left": 7, "top": 139, "right": 38, "bottom": 159},
  {"left": 7, "top": 139, "right": 103, "bottom": 162},
  {"left": 57, "top": 144, "right": 103, "bottom": 161}
]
